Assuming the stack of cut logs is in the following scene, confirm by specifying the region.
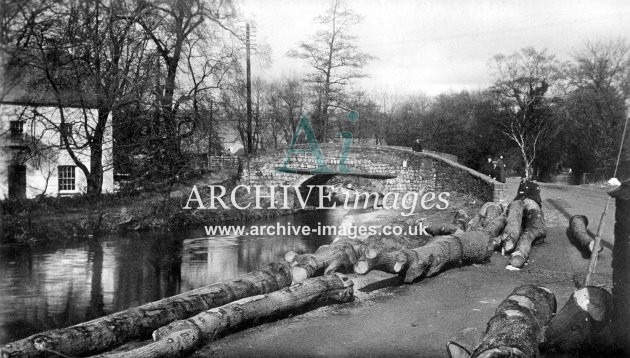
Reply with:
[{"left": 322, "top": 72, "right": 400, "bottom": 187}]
[
  {"left": 0, "top": 199, "right": 547, "bottom": 358},
  {"left": 285, "top": 198, "right": 546, "bottom": 283}
]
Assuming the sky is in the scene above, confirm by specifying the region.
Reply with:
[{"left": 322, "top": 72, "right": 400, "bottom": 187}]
[{"left": 237, "top": 0, "right": 630, "bottom": 96}]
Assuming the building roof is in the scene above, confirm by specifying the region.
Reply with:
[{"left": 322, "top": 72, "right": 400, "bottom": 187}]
[{"left": 0, "top": 49, "right": 101, "bottom": 109}]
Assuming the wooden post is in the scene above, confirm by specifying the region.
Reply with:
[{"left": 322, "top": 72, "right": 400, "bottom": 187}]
[
  {"left": 245, "top": 23, "right": 253, "bottom": 153},
  {"left": 610, "top": 102, "right": 630, "bottom": 353},
  {"left": 610, "top": 180, "right": 630, "bottom": 352}
]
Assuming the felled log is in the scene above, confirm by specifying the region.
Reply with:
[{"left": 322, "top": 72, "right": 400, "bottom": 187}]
[
  {"left": 567, "top": 215, "right": 599, "bottom": 256},
  {"left": 482, "top": 203, "right": 503, "bottom": 228},
  {"left": 454, "top": 209, "right": 470, "bottom": 231},
  {"left": 501, "top": 200, "right": 525, "bottom": 253},
  {"left": 0, "top": 263, "right": 292, "bottom": 358},
  {"left": 544, "top": 286, "right": 612, "bottom": 352},
  {"left": 426, "top": 223, "right": 462, "bottom": 236},
  {"left": 466, "top": 202, "right": 503, "bottom": 232},
  {"left": 97, "top": 274, "right": 354, "bottom": 358},
  {"left": 466, "top": 202, "right": 493, "bottom": 231},
  {"left": 285, "top": 238, "right": 369, "bottom": 283},
  {"left": 510, "top": 199, "right": 547, "bottom": 269},
  {"left": 287, "top": 202, "right": 504, "bottom": 282},
  {"left": 398, "top": 231, "right": 493, "bottom": 283},
  {"left": 484, "top": 211, "right": 507, "bottom": 238},
  {"left": 354, "top": 214, "right": 503, "bottom": 281},
  {"left": 471, "top": 285, "right": 556, "bottom": 358},
  {"left": 353, "top": 234, "right": 428, "bottom": 274},
  {"left": 428, "top": 207, "right": 481, "bottom": 236},
  {"left": 447, "top": 327, "right": 483, "bottom": 358}
]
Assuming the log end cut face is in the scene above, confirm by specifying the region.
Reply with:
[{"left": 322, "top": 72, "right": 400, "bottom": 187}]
[{"left": 544, "top": 286, "right": 613, "bottom": 352}]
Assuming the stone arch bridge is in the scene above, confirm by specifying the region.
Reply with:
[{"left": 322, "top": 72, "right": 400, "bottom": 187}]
[{"left": 239, "top": 144, "right": 507, "bottom": 204}]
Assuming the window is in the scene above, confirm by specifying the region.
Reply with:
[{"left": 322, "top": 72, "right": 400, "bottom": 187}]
[
  {"left": 58, "top": 166, "right": 76, "bottom": 191},
  {"left": 9, "top": 121, "right": 23, "bottom": 139},
  {"left": 59, "top": 123, "right": 72, "bottom": 147}
]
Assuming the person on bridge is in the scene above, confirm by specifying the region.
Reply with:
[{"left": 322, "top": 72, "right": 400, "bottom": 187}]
[
  {"left": 482, "top": 156, "right": 494, "bottom": 177},
  {"left": 497, "top": 154, "right": 506, "bottom": 168},
  {"left": 492, "top": 160, "right": 506, "bottom": 183},
  {"left": 514, "top": 176, "right": 542, "bottom": 208},
  {"left": 412, "top": 138, "right": 423, "bottom": 152}
]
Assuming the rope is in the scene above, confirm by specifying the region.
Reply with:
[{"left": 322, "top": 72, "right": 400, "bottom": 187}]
[{"left": 582, "top": 109, "right": 630, "bottom": 287}]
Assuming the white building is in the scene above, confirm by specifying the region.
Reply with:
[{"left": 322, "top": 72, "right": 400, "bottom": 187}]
[{"left": 0, "top": 56, "right": 114, "bottom": 199}]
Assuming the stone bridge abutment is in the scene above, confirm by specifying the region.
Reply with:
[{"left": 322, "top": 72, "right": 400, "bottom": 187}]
[{"left": 238, "top": 144, "right": 507, "bottom": 204}]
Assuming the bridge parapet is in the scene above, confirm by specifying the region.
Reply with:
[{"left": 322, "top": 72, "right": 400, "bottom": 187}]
[{"left": 241, "top": 144, "right": 507, "bottom": 203}]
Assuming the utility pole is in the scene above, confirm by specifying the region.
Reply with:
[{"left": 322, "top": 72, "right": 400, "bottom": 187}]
[
  {"left": 611, "top": 100, "right": 630, "bottom": 353},
  {"left": 246, "top": 23, "right": 253, "bottom": 154}
]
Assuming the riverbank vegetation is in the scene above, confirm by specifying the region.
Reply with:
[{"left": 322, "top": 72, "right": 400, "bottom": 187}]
[{"left": 0, "top": 170, "right": 302, "bottom": 245}]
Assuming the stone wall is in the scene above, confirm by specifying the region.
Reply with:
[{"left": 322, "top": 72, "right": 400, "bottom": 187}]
[
  {"left": 208, "top": 155, "right": 240, "bottom": 171},
  {"left": 241, "top": 144, "right": 507, "bottom": 203}
]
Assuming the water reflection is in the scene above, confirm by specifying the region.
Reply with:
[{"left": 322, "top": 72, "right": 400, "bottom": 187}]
[{"left": 0, "top": 209, "right": 343, "bottom": 344}]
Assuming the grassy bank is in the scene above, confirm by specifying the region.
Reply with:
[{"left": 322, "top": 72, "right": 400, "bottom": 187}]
[{"left": 0, "top": 175, "right": 304, "bottom": 245}]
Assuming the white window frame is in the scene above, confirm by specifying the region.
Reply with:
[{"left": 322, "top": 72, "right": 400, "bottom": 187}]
[{"left": 58, "top": 165, "right": 76, "bottom": 192}]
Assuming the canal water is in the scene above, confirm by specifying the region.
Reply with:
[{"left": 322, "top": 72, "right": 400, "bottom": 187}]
[{"left": 0, "top": 209, "right": 349, "bottom": 344}]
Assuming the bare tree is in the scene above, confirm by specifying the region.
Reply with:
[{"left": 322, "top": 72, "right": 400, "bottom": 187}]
[
  {"left": 135, "top": 0, "right": 236, "bottom": 169},
  {"left": 489, "top": 47, "right": 565, "bottom": 178},
  {"left": 565, "top": 39, "right": 630, "bottom": 175},
  {"left": 288, "top": 0, "right": 374, "bottom": 141},
  {"left": 372, "top": 89, "right": 400, "bottom": 145},
  {"left": 4, "top": 0, "right": 151, "bottom": 194}
]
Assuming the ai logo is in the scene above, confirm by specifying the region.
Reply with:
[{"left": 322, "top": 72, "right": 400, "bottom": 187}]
[{"left": 278, "top": 111, "right": 359, "bottom": 174}]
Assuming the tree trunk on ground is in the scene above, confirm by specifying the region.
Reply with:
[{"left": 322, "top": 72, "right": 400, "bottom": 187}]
[
  {"left": 285, "top": 238, "right": 369, "bottom": 283},
  {"left": 286, "top": 202, "right": 504, "bottom": 283},
  {"left": 399, "top": 231, "right": 493, "bottom": 283},
  {"left": 353, "top": 234, "right": 429, "bottom": 274},
  {"left": 454, "top": 209, "right": 470, "bottom": 231},
  {"left": 0, "top": 263, "right": 292, "bottom": 358},
  {"left": 481, "top": 203, "right": 503, "bottom": 228},
  {"left": 96, "top": 274, "right": 354, "bottom": 358},
  {"left": 567, "top": 215, "right": 596, "bottom": 255},
  {"left": 428, "top": 207, "right": 481, "bottom": 235},
  {"left": 471, "top": 285, "right": 556, "bottom": 358},
  {"left": 610, "top": 179, "right": 630, "bottom": 353},
  {"left": 466, "top": 202, "right": 502, "bottom": 232},
  {"left": 510, "top": 199, "right": 546, "bottom": 268},
  {"left": 484, "top": 211, "right": 508, "bottom": 238},
  {"left": 544, "top": 286, "right": 612, "bottom": 353},
  {"left": 501, "top": 200, "right": 525, "bottom": 253},
  {"left": 286, "top": 235, "right": 430, "bottom": 282},
  {"left": 426, "top": 223, "right": 462, "bottom": 236},
  {"left": 447, "top": 327, "right": 483, "bottom": 358}
]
